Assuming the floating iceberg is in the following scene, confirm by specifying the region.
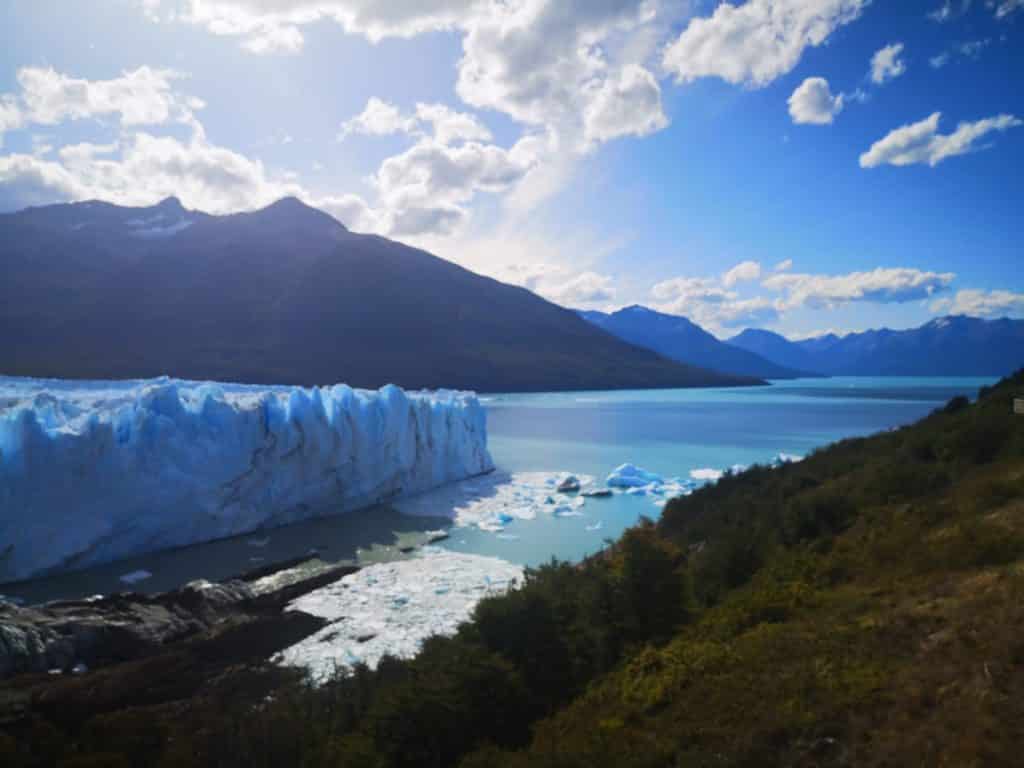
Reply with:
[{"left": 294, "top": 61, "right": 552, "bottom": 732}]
[
  {"left": 396, "top": 471, "right": 594, "bottom": 533},
  {"left": 0, "top": 376, "right": 493, "bottom": 581},
  {"left": 276, "top": 547, "right": 522, "bottom": 680},
  {"left": 606, "top": 463, "right": 664, "bottom": 488}
]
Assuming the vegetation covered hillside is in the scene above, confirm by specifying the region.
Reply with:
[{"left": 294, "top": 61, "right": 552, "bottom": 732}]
[{"left": 3, "top": 372, "right": 1023, "bottom": 768}]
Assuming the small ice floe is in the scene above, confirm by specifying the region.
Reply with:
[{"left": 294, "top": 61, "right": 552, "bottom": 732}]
[
  {"left": 71, "top": 662, "right": 88, "bottom": 675},
  {"left": 690, "top": 464, "right": 748, "bottom": 483},
  {"left": 772, "top": 453, "right": 804, "bottom": 465},
  {"left": 585, "top": 521, "right": 604, "bottom": 532},
  {"left": 119, "top": 570, "right": 153, "bottom": 585},
  {"left": 606, "top": 464, "right": 696, "bottom": 502},
  {"left": 396, "top": 471, "right": 594, "bottom": 534},
  {"left": 581, "top": 488, "right": 612, "bottom": 498},
  {"left": 495, "top": 533, "right": 520, "bottom": 541},
  {"left": 276, "top": 547, "right": 523, "bottom": 681},
  {"left": 424, "top": 529, "right": 450, "bottom": 544}
]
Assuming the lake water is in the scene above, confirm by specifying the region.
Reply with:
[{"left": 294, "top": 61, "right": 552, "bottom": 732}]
[{"left": 2, "top": 377, "right": 994, "bottom": 604}]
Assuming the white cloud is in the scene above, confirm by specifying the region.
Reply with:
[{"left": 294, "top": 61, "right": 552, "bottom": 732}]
[
  {"left": 928, "top": 0, "right": 972, "bottom": 22},
  {"left": 763, "top": 267, "right": 956, "bottom": 309},
  {"left": 722, "top": 260, "right": 762, "bottom": 287},
  {"left": 414, "top": 103, "right": 492, "bottom": 145},
  {"left": 0, "top": 127, "right": 302, "bottom": 214},
  {"left": 338, "top": 97, "right": 417, "bottom": 140},
  {"left": 144, "top": 0, "right": 481, "bottom": 51},
  {"left": 500, "top": 263, "right": 617, "bottom": 309},
  {"left": 992, "top": 0, "right": 1024, "bottom": 19},
  {"left": 662, "top": 0, "right": 869, "bottom": 88},
  {"left": 581, "top": 64, "right": 668, "bottom": 148},
  {"left": 649, "top": 275, "right": 781, "bottom": 332},
  {"left": 775, "top": 258, "right": 794, "bottom": 272},
  {"left": 787, "top": 77, "right": 844, "bottom": 125},
  {"left": 930, "top": 52, "right": 951, "bottom": 68},
  {"left": 0, "top": 95, "right": 22, "bottom": 147},
  {"left": 859, "top": 112, "right": 1022, "bottom": 168},
  {"left": 931, "top": 289, "right": 1024, "bottom": 317},
  {"left": 17, "top": 66, "right": 188, "bottom": 126},
  {"left": 870, "top": 43, "right": 906, "bottom": 85}
]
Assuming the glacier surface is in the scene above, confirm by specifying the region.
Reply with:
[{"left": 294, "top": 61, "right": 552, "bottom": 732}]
[
  {"left": 276, "top": 547, "right": 522, "bottom": 680},
  {"left": 0, "top": 376, "right": 493, "bottom": 582}
]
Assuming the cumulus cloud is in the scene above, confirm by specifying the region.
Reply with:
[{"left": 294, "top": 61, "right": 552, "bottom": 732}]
[
  {"left": 763, "top": 267, "right": 956, "bottom": 309},
  {"left": 17, "top": 66, "right": 188, "bottom": 126},
  {"left": 338, "top": 97, "right": 417, "bottom": 140},
  {"left": 775, "top": 258, "right": 794, "bottom": 272},
  {"left": 859, "top": 112, "right": 1022, "bottom": 168},
  {"left": 662, "top": 0, "right": 869, "bottom": 87},
  {"left": 501, "top": 263, "right": 617, "bottom": 309},
  {"left": 0, "top": 127, "right": 302, "bottom": 214},
  {"left": 722, "top": 260, "right": 762, "bottom": 287},
  {"left": 870, "top": 43, "right": 906, "bottom": 84},
  {"left": 649, "top": 275, "right": 781, "bottom": 332},
  {"left": 787, "top": 77, "right": 844, "bottom": 125},
  {"left": 581, "top": 64, "right": 668, "bottom": 148},
  {"left": 931, "top": 289, "right": 1024, "bottom": 317}
]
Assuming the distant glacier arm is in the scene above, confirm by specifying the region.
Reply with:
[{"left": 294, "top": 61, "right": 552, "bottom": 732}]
[{"left": 0, "top": 377, "right": 493, "bottom": 582}]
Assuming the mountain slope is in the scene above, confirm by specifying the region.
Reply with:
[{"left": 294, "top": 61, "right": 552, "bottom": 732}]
[
  {"left": 579, "top": 305, "right": 810, "bottom": 379},
  {"left": 727, "top": 327, "right": 825, "bottom": 373},
  {"left": 730, "top": 316, "right": 1024, "bottom": 376},
  {"left": 0, "top": 198, "right": 759, "bottom": 392}
]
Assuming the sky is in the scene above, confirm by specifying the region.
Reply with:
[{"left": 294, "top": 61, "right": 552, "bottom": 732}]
[{"left": 0, "top": 0, "right": 1022, "bottom": 340}]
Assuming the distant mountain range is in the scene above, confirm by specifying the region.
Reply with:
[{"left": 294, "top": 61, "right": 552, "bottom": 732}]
[
  {"left": 578, "top": 305, "right": 1024, "bottom": 379},
  {"left": 729, "top": 316, "right": 1024, "bottom": 377},
  {"left": 579, "top": 306, "right": 811, "bottom": 379},
  {"left": 0, "top": 197, "right": 758, "bottom": 392}
]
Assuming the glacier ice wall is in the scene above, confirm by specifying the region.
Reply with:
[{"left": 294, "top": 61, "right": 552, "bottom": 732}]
[{"left": 0, "top": 377, "right": 493, "bottom": 582}]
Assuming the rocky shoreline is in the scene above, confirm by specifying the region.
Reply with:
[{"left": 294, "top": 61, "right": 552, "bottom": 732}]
[{"left": 0, "top": 553, "right": 367, "bottom": 741}]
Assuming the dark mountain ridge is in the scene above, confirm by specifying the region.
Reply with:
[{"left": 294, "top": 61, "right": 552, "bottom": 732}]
[
  {"left": 0, "top": 197, "right": 759, "bottom": 392},
  {"left": 579, "top": 305, "right": 811, "bottom": 379},
  {"left": 729, "top": 315, "right": 1024, "bottom": 377}
]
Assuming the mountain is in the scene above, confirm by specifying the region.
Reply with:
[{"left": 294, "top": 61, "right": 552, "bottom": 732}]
[
  {"left": 0, "top": 198, "right": 760, "bottom": 392},
  {"left": 727, "top": 328, "right": 826, "bottom": 374},
  {"left": 579, "top": 305, "right": 810, "bottom": 379},
  {"left": 729, "top": 316, "right": 1024, "bottom": 376}
]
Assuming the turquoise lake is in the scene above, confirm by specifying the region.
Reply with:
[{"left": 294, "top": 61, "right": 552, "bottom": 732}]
[{"left": 2, "top": 377, "right": 995, "bottom": 604}]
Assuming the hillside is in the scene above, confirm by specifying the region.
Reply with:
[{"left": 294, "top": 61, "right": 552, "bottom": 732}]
[
  {"left": 0, "top": 198, "right": 756, "bottom": 392},
  {"left": 730, "top": 316, "right": 1024, "bottom": 377},
  {"left": 4, "top": 372, "right": 1022, "bottom": 767},
  {"left": 579, "top": 305, "right": 811, "bottom": 379}
]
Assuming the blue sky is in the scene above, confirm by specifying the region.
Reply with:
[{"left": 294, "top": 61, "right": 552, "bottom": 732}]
[{"left": 1, "top": 0, "right": 1022, "bottom": 339}]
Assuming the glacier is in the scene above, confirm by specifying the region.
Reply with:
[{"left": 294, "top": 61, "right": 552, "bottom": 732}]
[
  {"left": 276, "top": 547, "right": 522, "bottom": 680},
  {"left": 0, "top": 376, "right": 493, "bottom": 582}
]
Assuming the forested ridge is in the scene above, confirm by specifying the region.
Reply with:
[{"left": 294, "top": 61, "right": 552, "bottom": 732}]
[{"left": 4, "top": 371, "right": 1023, "bottom": 767}]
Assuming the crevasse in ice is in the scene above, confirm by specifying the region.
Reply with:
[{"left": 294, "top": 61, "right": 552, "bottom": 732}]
[{"left": 0, "top": 377, "right": 493, "bottom": 581}]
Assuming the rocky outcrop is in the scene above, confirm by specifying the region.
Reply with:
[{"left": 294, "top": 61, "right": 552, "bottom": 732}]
[{"left": 0, "top": 579, "right": 255, "bottom": 679}]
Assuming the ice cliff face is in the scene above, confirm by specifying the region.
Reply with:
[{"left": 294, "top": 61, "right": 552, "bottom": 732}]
[{"left": 0, "top": 377, "right": 493, "bottom": 582}]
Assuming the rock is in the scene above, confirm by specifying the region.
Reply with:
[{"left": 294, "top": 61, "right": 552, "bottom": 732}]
[
  {"left": 0, "top": 578, "right": 256, "bottom": 680},
  {"left": 556, "top": 475, "right": 581, "bottom": 493}
]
